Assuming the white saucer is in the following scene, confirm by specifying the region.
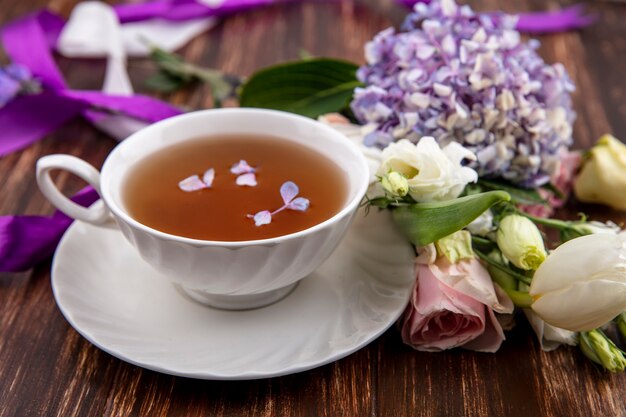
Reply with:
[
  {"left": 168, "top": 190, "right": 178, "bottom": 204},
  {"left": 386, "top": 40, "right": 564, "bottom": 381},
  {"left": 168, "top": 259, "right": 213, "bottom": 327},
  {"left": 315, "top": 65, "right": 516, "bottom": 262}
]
[{"left": 51, "top": 208, "right": 415, "bottom": 380}]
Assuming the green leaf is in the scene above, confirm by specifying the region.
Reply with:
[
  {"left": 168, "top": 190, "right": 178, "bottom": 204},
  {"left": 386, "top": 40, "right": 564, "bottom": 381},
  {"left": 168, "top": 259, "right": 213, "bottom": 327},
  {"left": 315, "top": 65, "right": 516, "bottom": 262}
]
[
  {"left": 144, "top": 71, "right": 187, "bottom": 92},
  {"left": 239, "top": 58, "right": 362, "bottom": 118},
  {"left": 478, "top": 179, "right": 546, "bottom": 206},
  {"left": 391, "top": 191, "right": 511, "bottom": 247}
]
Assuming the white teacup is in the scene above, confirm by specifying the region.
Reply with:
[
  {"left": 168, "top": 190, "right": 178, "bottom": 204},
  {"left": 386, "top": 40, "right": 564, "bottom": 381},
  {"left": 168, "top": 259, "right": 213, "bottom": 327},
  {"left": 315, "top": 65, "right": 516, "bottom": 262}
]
[{"left": 37, "top": 108, "right": 369, "bottom": 310}]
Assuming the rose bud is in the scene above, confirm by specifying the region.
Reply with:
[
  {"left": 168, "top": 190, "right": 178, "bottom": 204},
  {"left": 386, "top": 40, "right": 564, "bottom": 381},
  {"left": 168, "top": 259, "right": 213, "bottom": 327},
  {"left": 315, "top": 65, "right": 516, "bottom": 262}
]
[
  {"left": 434, "top": 230, "right": 474, "bottom": 264},
  {"left": 529, "top": 233, "right": 626, "bottom": 332},
  {"left": 574, "top": 134, "right": 626, "bottom": 211},
  {"left": 381, "top": 171, "right": 409, "bottom": 198},
  {"left": 579, "top": 329, "right": 626, "bottom": 372},
  {"left": 496, "top": 214, "right": 547, "bottom": 270}
]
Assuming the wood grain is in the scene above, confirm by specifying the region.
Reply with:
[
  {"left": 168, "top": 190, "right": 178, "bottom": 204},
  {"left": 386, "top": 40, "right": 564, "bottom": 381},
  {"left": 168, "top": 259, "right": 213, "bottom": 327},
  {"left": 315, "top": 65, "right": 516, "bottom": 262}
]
[{"left": 1, "top": 1, "right": 626, "bottom": 416}]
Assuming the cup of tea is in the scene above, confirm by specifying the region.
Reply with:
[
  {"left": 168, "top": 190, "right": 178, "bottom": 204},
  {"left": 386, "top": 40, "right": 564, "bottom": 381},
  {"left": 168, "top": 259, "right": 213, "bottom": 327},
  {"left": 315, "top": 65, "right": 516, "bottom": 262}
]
[{"left": 37, "top": 108, "right": 369, "bottom": 310}]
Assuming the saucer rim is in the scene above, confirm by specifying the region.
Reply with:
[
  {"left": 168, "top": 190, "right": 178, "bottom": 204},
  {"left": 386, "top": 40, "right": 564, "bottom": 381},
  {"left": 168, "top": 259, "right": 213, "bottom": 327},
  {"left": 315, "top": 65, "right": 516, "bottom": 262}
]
[{"left": 51, "top": 216, "right": 414, "bottom": 380}]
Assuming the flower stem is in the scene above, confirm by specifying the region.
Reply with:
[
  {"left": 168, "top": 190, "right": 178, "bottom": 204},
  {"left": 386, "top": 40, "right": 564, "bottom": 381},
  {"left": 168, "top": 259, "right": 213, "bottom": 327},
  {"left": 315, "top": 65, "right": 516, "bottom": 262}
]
[
  {"left": 470, "top": 235, "right": 495, "bottom": 247},
  {"left": 474, "top": 249, "right": 532, "bottom": 285},
  {"left": 519, "top": 212, "right": 571, "bottom": 230},
  {"left": 502, "top": 288, "right": 533, "bottom": 308}
]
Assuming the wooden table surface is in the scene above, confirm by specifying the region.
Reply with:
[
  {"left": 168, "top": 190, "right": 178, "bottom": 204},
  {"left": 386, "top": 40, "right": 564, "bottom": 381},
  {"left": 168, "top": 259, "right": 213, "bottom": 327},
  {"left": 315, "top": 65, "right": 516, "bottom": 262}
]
[{"left": 2, "top": 0, "right": 626, "bottom": 416}]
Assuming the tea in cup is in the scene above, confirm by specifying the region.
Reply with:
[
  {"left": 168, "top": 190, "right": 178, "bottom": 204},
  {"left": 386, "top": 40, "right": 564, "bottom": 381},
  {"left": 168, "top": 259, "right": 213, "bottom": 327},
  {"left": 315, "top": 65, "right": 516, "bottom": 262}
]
[{"left": 37, "top": 108, "right": 369, "bottom": 310}]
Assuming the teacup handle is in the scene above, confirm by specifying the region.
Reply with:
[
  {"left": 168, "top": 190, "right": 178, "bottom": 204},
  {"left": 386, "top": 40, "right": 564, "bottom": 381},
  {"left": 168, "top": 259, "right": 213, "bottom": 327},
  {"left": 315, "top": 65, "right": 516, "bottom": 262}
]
[{"left": 36, "top": 154, "right": 111, "bottom": 225}]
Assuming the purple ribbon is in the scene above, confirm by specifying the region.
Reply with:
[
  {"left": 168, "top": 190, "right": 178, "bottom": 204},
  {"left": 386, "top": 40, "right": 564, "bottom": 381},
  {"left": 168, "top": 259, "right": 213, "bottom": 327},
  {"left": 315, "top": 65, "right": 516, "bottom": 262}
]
[
  {"left": 0, "top": 187, "right": 99, "bottom": 272},
  {"left": 395, "top": 0, "right": 595, "bottom": 33},
  {"left": 0, "top": 0, "right": 285, "bottom": 272},
  {"left": 0, "top": 11, "right": 182, "bottom": 159},
  {"left": 516, "top": 5, "right": 595, "bottom": 33},
  {"left": 0, "top": 9, "right": 183, "bottom": 272},
  {"left": 114, "top": 0, "right": 276, "bottom": 23}
]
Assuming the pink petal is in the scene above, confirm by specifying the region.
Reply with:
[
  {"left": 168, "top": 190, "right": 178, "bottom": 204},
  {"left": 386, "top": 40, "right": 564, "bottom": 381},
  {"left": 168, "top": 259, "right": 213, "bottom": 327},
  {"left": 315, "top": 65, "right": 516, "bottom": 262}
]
[
  {"left": 518, "top": 203, "right": 554, "bottom": 219},
  {"left": 430, "top": 259, "right": 513, "bottom": 314},
  {"left": 460, "top": 307, "right": 506, "bottom": 353},
  {"left": 280, "top": 181, "right": 299, "bottom": 204},
  {"left": 398, "top": 263, "right": 486, "bottom": 352},
  {"left": 230, "top": 160, "right": 255, "bottom": 175},
  {"left": 252, "top": 210, "right": 272, "bottom": 226},
  {"left": 178, "top": 175, "right": 206, "bottom": 192},
  {"left": 236, "top": 173, "right": 257, "bottom": 187},
  {"left": 202, "top": 168, "right": 215, "bottom": 188},
  {"left": 287, "top": 197, "right": 309, "bottom": 211}
]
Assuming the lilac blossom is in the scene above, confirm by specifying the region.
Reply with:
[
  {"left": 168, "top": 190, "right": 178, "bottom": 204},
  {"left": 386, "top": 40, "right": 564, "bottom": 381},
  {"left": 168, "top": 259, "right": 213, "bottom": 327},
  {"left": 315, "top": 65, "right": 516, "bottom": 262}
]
[
  {"left": 178, "top": 168, "right": 215, "bottom": 191},
  {"left": 248, "top": 181, "right": 310, "bottom": 227},
  {"left": 0, "top": 74, "right": 20, "bottom": 107},
  {"left": 231, "top": 159, "right": 258, "bottom": 187},
  {"left": 236, "top": 172, "right": 257, "bottom": 187},
  {"left": 350, "top": 0, "right": 575, "bottom": 187},
  {"left": 0, "top": 64, "right": 40, "bottom": 107}
]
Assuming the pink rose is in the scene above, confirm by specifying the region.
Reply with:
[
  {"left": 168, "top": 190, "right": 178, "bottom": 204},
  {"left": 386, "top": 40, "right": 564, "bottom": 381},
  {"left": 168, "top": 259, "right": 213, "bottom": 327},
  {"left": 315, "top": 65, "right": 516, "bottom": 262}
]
[
  {"left": 399, "top": 258, "right": 514, "bottom": 352},
  {"left": 518, "top": 199, "right": 554, "bottom": 218}
]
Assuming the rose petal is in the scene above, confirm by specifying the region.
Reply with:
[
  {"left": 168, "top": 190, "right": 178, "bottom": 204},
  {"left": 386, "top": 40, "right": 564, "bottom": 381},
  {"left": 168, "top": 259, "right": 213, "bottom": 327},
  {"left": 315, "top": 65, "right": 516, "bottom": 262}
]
[
  {"left": 286, "top": 197, "right": 309, "bottom": 212},
  {"left": 252, "top": 210, "right": 271, "bottom": 226},
  {"left": 460, "top": 306, "right": 507, "bottom": 353},
  {"left": 236, "top": 172, "right": 257, "bottom": 187},
  {"left": 280, "top": 181, "right": 299, "bottom": 204},
  {"left": 430, "top": 259, "right": 514, "bottom": 314},
  {"left": 230, "top": 159, "right": 255, "bottom": 175},
  {"left": 202, "top": 168, "right": 215, "bottom": 188},
  {"left": 399, "top": 263, "right": 487, "bottom": 352},
  {"left": 178, "top": 175, "right": 206, "bottom": 192}
]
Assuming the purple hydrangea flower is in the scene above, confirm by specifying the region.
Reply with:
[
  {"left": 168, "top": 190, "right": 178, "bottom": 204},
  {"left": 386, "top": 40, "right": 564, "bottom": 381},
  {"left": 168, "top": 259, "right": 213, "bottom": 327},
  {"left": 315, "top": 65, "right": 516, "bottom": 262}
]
[
  {"left": 0, "top": 63, "right": 39, "bottom": 108},
  {"left": 350, "top": 0, "right": 575, "bottom": 187},
  {"left": 178, "top": 168, "right": 215, "bottom": 191},
  {"left": 4, "top": 63, "right": 32, "bottom": 82},
  {"left": 0, "top": 73, "right": 20, "bottom": 107},
  {"left": 231, "top": 159, "right": 258, "bottom": 187},
  {"left": 247, "top": 181, "right": 310, "bottom": 227},
  {"left": 236, "top": 172, "right": 257, "bottom": 187}
]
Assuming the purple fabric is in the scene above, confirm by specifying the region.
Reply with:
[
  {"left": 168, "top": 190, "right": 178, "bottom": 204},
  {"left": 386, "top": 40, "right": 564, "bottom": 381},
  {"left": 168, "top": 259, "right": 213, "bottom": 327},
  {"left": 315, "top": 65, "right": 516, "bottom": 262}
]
[
  {"left": 61, "top": 91, "right": 182, "bottom": 123},
  {"left": 1, "top": 11, "right": 67, "bottom": 90},
  {"left": 0, "top": 187, "right": 99, "bottom": 272},
  {"left": 516, "top": 4, "right": 596, "bottom": 33},
  {"left": 114, "top": 0, "right": 276, "bottom": 23},
  {"left": 0, "top": 1, "right": 289, "bottom": 272},
  {"left": 0, "top": 11, "right": 182, "bottom": 158},
  {"left": 0, "top": 93, "right": 86, "bottom": 156},
  {"left": 395, "top": 0, "right": 594, "bottom": 33}
]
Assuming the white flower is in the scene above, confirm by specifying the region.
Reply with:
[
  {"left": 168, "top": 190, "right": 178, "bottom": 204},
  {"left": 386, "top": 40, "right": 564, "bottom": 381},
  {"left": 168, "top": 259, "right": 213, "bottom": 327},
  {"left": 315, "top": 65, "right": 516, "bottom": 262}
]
[
  {"left": 376, "top": 137, "right": 478, "bottom": 202},
  {"left": 466, "top": 209, "right": 494, "bottom": 236},
  {"left": 497, "top": 215, "right": 547, "bottom": 270},
  {"left": 530, "top": 233, "right": 626, "bottom": 332},
  {"left": 574, "top": 135, "right": 626, "bottom": 211},
  {"left": 523, "top": 309, "right": 577, "bottom": 352}
]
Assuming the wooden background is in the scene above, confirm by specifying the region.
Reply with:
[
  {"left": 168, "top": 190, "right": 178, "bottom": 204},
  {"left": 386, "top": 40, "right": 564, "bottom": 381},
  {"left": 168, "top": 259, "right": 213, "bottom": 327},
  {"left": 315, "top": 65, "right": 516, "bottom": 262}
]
[{"left": 1, "top": 0, "right": 626, "bottom": 416}]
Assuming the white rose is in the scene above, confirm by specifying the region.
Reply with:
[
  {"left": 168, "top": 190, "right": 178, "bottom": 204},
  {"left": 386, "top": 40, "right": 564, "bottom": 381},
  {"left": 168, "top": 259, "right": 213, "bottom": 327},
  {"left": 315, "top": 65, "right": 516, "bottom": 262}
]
[
  {"left": 376, "top": 138, "right": 478, "bottom": 202},
  {"left": 530, "top": 233, "right": 626, "bottom": 332},
  {"left": 466, "top": 209, "right": 494, "bottom": 236},
  {"left": 523, "top": 309, "right": 577, "bottom": 351},
  {"left": 574, "top": 135, "right": 626, "bottom": 211}
]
